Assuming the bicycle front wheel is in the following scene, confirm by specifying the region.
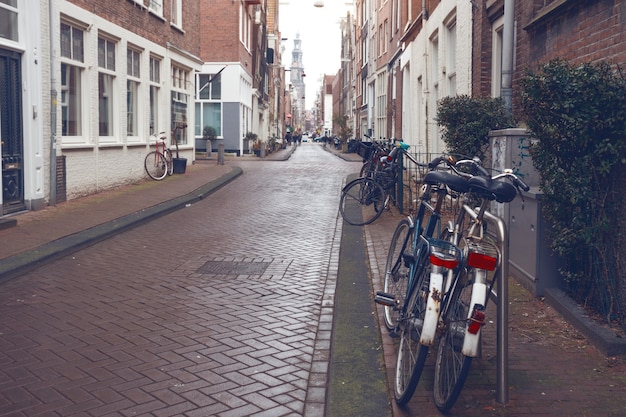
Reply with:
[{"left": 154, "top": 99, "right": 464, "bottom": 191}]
[
  {"left": 339, "top": 177, "right": 386, "bottom": 226},
  {"left": 164, "top": 149, "right": 174, "bottom": 176},
  {"left": 383, "top": 219, "right": 413, "bottom": 331},
  {"left": 145, "top": 151, "right": 168, "bottom": 180},
  {"left": 394, "top": 250, "right": 432, "bottom": 406},
  {"left": 432, "top": 276, "right": 473, "bottom": 412}
]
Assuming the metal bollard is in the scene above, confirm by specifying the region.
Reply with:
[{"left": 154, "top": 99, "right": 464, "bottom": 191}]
[{"left": 217, "top": 142, "right": 224, "bottom": 165}]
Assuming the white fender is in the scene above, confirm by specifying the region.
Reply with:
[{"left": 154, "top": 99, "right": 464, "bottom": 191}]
[
  {"left": 462, "top": 280, "right": 487, "bottom": 357},
  {"left": 420, "top": 271, "right": 443, "bottom": 346}
]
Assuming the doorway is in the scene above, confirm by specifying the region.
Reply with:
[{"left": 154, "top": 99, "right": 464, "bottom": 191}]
[{"left": 0, "top": 48, "right": 25, "bottom": 215}]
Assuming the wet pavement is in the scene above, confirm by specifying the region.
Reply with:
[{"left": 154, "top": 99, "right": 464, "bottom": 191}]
[{"left": 1, "top": 142, "right": 626, "bottom": 417}]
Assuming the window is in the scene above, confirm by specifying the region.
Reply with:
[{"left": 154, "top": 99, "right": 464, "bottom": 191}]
[
  {"left": 171, "top": 64, "right": 190, "bottom": 145},
  {"left": 127, "top": 48, "right": 141, "bottom": 137},
  {"left": 98, "top": 36, "right": 116, "bottom": 138},
  {"left": 149, "top": 0, "right": 162, "bottom": 16},
  {"left": 149, "top": 57, "right": 161, "bottom": 135},
  {"left": 445, "top": 15, "right": 457, "bottom": 96},
  {"left": 171, "top": 0, "right": 182, "bottom": 28},
  {"left": 60, "top": 22, "right": 85, "bottom": 139},
  {"left": 491, "top": 16, "right": 504, "bottom": 98},
  {"left": 240, "top": 3, "right": 251, "bottom": 50},
  {"left": 0, "top": 0, "right": 18, "bottom": 42},
  {"left": 195, "top": 73, "right": 223, "bottom": 137},
  {"left": 376, "top": 72, "right": 387, "bottom": 139}
]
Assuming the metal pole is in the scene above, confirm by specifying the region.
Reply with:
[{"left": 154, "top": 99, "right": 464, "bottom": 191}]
[
  {"left": 501, "top": 0, "right": 515, "bottom": 113},
  {"left": 461, "top": 206, "right": 509, "bottom": 404},
  {"left": 485, "top": 210, "right": 509, "bottom": 404},
  {"left": 48, "top": 0, "right": 57, "bottom": 206}
]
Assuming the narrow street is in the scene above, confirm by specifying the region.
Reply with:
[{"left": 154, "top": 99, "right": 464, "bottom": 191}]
[{"left": 0, "top": 144, "right": 361, "bottom": 416}]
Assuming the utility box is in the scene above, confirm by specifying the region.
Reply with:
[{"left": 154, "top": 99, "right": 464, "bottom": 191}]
[{"left": 490, "top": 129, "right": 562, "bottom": 296}]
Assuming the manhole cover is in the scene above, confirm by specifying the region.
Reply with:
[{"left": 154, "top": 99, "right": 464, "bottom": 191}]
[{"left": 196, "top": 261, "right": 270, "bottom": 275}]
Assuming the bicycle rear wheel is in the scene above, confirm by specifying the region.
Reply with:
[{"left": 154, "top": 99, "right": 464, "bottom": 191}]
[
  {"left": 394, "top": 250, "right": 432, "bottom": 406},
  {"left": 339, "top": 177, "right": 386, "bottom": 226},
  {"left": 383, "top": 219, "right": 413, "bottom": 331},
  {"left": 432, "top": 273, "right": 473, "bottom": 412},
  {"left": 145, "top": 151, "right": 168, "bottom": 180}
]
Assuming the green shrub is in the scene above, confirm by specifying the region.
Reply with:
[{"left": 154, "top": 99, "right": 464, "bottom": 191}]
[
  {"left": 436, "top": 95, "right": 515, "bottom": 160},
  {"left": 520, "top": 59, "right": 626, "bottom": 325}
]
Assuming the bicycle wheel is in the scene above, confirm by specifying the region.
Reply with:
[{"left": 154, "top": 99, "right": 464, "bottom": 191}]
[
  {"left": 359, "top": 159, "right": 375, "bottom": 177},
  {"left": 432, "top": 276, "right": 473, "bottom": 412},
  {"left": 164, "top": 149, "right": 174, "bottom": 176},
  {"left": 383, "top": 219, "right": 413, "bottom": 331},
  {"left": 144, "top": 151, "right": 168, "bottom": 180},
  {"left": 394, "top": 248, "right": 432, "bottom": 406},
  {"left": 339, "top": 177, "right": 386, "bottom": 226}
]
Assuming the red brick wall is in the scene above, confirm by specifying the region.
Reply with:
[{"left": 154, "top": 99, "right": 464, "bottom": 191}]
[{"left": 68, "top": 0, "right": 201, "bottom": 57}]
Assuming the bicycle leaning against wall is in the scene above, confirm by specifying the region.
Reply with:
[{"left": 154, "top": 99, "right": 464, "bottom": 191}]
[{"left": 144, "top": 131, "right": 174, "bottom": 181}]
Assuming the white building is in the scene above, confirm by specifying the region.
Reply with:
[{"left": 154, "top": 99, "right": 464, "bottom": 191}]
[{"left": 400, "top": 0, "right": 473, "bottom": 155}]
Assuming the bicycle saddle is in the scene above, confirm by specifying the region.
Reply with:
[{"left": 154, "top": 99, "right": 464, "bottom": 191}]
[
  {"left": 424, "top": 171, "right": 469, "bottom": 194},
  {"left": 467, "top": 177, "right": 517, "bottom": 203}
]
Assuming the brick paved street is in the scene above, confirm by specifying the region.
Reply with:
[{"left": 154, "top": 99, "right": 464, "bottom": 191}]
[{"left": 0, "top": 145, "right": 360, "bottom": 416}]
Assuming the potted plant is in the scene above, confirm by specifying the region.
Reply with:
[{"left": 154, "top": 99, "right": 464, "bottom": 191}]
[
  {"left": 172, "top": 122, "right": 188, "bottom": 174},
  {"left": 252, "top": 139, "right": 262, "bottom": 157}
]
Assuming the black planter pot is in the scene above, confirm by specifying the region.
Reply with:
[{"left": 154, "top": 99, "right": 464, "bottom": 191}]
[{"left": 172, "top": 157, "right": 187, "bottom": 174}]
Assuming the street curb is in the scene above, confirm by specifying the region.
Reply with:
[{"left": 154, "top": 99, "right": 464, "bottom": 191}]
[
  {"left": 544, "top": 287, "right": 626, "bottom": 356},
  {"left": 0, "top": 167, "right": 243, "bottom": 284}
]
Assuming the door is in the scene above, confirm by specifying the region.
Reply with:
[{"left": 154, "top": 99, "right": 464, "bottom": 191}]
[{"left": 0, "top": 48, "right": 25, "bottom": 214}]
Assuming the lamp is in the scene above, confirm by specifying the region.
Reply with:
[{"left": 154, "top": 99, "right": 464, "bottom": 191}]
[{"left": 313, "top": 1, "right": 324, "bottom": 7}]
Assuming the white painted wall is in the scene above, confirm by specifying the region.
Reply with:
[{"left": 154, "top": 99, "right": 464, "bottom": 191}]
[{"left": 401, "top": 0, "right": 472, "bottom": 157}]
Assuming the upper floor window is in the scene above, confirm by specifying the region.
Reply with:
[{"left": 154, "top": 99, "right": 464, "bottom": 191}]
[
  {"left": 61, "top": 22, "right": 84, "bottom": 62},
  {"left": 149, "top": 0, "right": 162, "bottom": 16},
  {"left": 98, "top": 37, "right": 116, "bottom": 71},
  {"left": 0, "top": 0, "right": 17, "bottom": 42},
  {"left": 171, "top": 0, "right": 182, "bottom": 28}
]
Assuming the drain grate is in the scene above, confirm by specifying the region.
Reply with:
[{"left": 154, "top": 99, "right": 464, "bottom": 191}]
[{"left": 196, "top": 260, "right": 270, "bottom": 275}]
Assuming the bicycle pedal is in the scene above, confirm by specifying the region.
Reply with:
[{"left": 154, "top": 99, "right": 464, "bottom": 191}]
[{"left": 374, "top": 291, "right": 396, "bottom": 307}]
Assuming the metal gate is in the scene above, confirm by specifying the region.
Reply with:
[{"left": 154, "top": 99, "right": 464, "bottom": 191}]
[{"left": 0, "top": 48, "right": 25, "bottom": 215}]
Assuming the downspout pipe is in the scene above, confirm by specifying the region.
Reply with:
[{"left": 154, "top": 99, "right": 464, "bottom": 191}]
[
  {"left": 48, "top": 0, "right": 57, "bottom": 206},
  {"left": 501, "top": 0, "right": 514, "bottom": 113}
]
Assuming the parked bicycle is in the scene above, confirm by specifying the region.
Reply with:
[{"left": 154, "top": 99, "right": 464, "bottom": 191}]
[
  {"left": 375, "top": 155, "right": 528, "bottom": 410},
  {"left": 431, "top": 159, "right": 528, "bottom": 412},
  {"left": 374, "top": 155, "right": 470, "bottom": 405},
  {"left": 144, "top": 131, "right": 173, "bottom": 181},
  {"left": 339, "top": 140, "right": 410, "bottom": 226}
]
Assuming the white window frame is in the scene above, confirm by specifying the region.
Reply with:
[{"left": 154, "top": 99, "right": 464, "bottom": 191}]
[
  {"left": 60, "top": 20, "right": 87, "bottom": 145},
  {"left": 149, "top": 56, "right": 161, "bottom": 135},
  {"left": 171, "top": 0, "right": 182, "bottom": 29},
  {"left": 0, "top": 0, "right": 18, "bottom": 42},
  {"left": 149, "top": 0, "right": 163, "bottom": 17},
  {"left": 126, "top": 47, "right": 142, "bottom": 141},
  {"left": 98, "top": 35, "right": 118, "bottom": 142},
  {"left": 491, "top": 15, "right": 504, "bottom": 98}
]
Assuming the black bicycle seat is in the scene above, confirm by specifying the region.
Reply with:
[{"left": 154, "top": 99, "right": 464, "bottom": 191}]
[
  {"left": 424, "top": 171, "right": 469, "bottom": 194},
  {"left": 467, "top": 176, "right": 517, "bottom": 202}
]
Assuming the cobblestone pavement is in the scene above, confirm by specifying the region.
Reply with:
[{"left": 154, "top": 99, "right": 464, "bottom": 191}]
[{"left": 0, "top": 144, "right": 359, "bottom": 416}]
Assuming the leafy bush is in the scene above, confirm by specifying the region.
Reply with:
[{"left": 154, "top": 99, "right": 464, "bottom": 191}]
[
  {"left": 520, "top": 59, "right": 626, "bottom": 325},
  {"left": 436, "top": 95, "right": 515, "bottom": 160}
]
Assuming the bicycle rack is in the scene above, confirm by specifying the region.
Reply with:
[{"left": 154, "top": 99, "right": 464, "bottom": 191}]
[{"left": 461, "top": 204, "right": 509, "bottom": 404}]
